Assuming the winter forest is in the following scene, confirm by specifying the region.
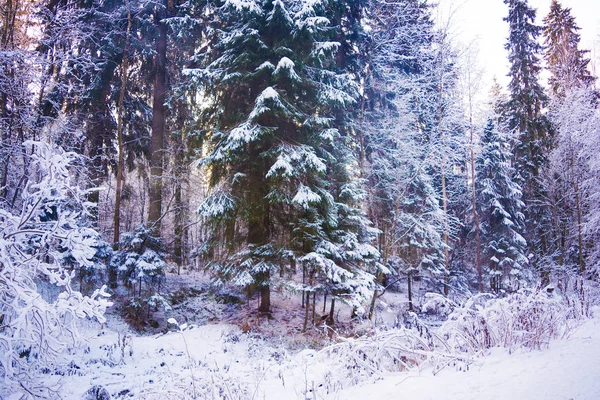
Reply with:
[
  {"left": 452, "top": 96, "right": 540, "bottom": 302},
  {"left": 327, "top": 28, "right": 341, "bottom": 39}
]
[{"left": 2, "top": 0, "right": 600, "bottom": 398}]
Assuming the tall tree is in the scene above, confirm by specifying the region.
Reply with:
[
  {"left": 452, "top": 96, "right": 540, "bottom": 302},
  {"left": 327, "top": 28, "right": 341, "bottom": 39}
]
[
  {"left": 191, "top": 0, "right": 377, "bottom": 314},
  {"left": 148, "top": 0, "right": 171, "bottom": 235},
  {"left": 543, "top": 0, "right": 594, "bottom": 98},
  {"left": 503, "top": 0, "right": 550, "bottom": 275}
]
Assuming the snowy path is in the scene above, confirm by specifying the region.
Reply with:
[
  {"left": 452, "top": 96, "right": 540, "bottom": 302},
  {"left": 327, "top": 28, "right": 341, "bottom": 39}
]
[{"left": 334, "top": 317, "right": 600, "bottom": 400}]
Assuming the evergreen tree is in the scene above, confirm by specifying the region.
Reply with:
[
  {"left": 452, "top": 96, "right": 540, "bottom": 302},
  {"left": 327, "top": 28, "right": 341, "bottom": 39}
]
[
  {"left": 476, "top": 119, "right": 528, "bottom": 292},
  {"left": 503, "top": 0, "right": 550, "bottom": 275},
  {"left": 504, "top": 0, "right": 548, "bottom": 180},
  {"left": 190, "top": 0, "right": 377, "bottom": 314},
  {"left": 543, "top": 0, "right": 594, "bottom": 98}
]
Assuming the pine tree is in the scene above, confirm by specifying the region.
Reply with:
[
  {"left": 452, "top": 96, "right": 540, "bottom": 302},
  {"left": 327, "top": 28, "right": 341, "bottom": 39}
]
[
  {"left": 543, "top": 0, "right": 594, "bottom": 98},
  {"left": 476, "top": 119, "right": 528, "bottom": 292},
  {"left": 190, "top": 0, "right": 377, "bottom": 314}
]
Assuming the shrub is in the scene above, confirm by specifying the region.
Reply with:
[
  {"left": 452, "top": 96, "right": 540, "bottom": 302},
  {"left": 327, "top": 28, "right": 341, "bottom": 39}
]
[{"left": 0, "top": 142, "right": 111, "bottom": 397}]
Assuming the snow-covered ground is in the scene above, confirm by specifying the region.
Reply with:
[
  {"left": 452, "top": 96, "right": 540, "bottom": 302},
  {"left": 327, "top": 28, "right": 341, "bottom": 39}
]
[
  {"left": 45, "top": 304, "right": 600, "bottom": 400},
  {"left": 337, "top": 314, "right": 600, "bottom": 400}
]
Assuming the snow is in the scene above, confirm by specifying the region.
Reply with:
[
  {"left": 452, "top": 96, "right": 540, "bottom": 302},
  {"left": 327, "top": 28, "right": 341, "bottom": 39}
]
[
  {"left": 274, "top": 57, "right": 302, "bottom": 82},
  {"left": 255, "top": 61, "right": 275, "bottom": 72},
  {"left": 292, "top": 184, "right": 322, "bottom": 209},
  {"left": 338, "top": 315, "right": 600, "bottom": 400},
  {"left": 38, "top": 303, "right": 600, "bottom": 400},
  {"left": 222, "top": 0, "right": 261, "bottom": 14},
  {"left": 249, "top": 86, "right": 285, "bottom": 120},
  {"left": 266, "top": 144, "right": 327, "bottom": 179}
]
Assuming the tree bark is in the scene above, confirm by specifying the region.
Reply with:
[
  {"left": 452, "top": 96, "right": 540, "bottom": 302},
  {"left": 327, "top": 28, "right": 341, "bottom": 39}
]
[
  {"left": 327, "top": 298, "right": 335, "bottom": 327},
  {"left": 173, "top": 131, "right": 187, "bottom": 273},
  {"left": 407, "top": 269, "right": 413, "bottom": 312},
  {"left": 113, "top": 0, "right": 131, "bottom": 247},
  {"left": 302, "top": 286, "right": 310, "bottom": 332},
  {"left": 437, "top": 33, "right": 450, "bottom": 297},
  {"left": 148, "top": 5, "right": 168, "bottom": 235},
  {"left": 469, "top": 102, "right": 482, "bottom": 293},
  {"left": 258, "top": 270, "right": 271, "bottom": 313},
  {"left": 573, "top": 173, "right": 585, "bottom": 275}
]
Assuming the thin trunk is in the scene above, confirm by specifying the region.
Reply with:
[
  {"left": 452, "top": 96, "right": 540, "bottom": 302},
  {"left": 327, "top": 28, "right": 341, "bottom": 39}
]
[
  {"left": 327, "top": 298, "right": 335, "bottom": 327},
  {"left": 358, "top": 55, "right": 371, "bottom": 176},
  {"left": 113, "top": 0, "right": 131, "bottom": 247},
  {"left": 301, "top": 263, "right": 306, "bottom": 308},
  {"left": 568, "top": 147, "right": 585, "bottom": 276},
  {"left": 311, "top": 292, "right": 316, "bottom": 326},
  {"left": 302, "top": 288, "right": 310, "bottom": 332},
  {"left": 1, "top": 0, "right": 17, "bottom": 47},
  {"left": 407, "top": 269, "right": 413, "bottom": 311},
  {"left": 468, "top": 85, "right": 482, "bottom": 293},
  {"left": 368, "top": 272, "right": 381, "bottom": 321},
  {"left": 437, "top": 35, "right": 450, "bottom": 297},
  {"left": 368, "top": 225, "right": 389, "bottom": 320},
  {"left": 574, "top": 179, "right": 584, "bottom": 275},
  {"left": 0, "top": 0, "right": 17, "bottom": 200},
  {"left": 173, "top": 132, "right": 186, "bottom": 274},
  {"left": 302, "top": 271, "right": 313, "bottom": 332}
]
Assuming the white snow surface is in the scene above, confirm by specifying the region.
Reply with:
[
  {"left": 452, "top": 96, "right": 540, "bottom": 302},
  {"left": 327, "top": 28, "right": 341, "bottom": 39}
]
[
  {"left": 48, "top": 307, "right": 600, "bottom": 399},
  {"left": 338, "top": 315, "right": 600, "bottom": 400}
]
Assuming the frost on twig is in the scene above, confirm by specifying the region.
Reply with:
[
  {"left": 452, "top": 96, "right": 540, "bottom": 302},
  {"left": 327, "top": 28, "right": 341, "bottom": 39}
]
[{"left": 0, "top": 141, "right": 111, "bottom": 398}]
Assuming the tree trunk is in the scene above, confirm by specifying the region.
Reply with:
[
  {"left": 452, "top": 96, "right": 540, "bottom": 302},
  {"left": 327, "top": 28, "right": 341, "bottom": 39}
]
[
  {"left": 113, "top": 0, "right": 131, "bottom": 247},
  {"left": 439, "top": 79, "right": 450, "bottom": 296},
  {"left": 327, "top": 298, "right": 335, "bottom": 327},
  {"left": 148, "top": 6, "right": 168, "bottom": 235},
  {"left": 173, "top": 131, "right": 187, "bottom": 274},
  {"left": 258, "top": 271, "right": 270, "bottom": 313},
  {"left": 368, "top": 225, "right": 390, "bottom": 320},
  {"left": 312, "top": 292, "right": 317, "bottom": 325},
  {"left": 469, "top": 114, "right": 482, "bottom": 293},
  {"left": 407, "top": 269, "right": 413, "bottom": 312},
  {"left": 301, "top": 263, "right": 306, "bottom": 308},
  {"left": 302, "top": 287, "right": 310, "bottom": 332}
]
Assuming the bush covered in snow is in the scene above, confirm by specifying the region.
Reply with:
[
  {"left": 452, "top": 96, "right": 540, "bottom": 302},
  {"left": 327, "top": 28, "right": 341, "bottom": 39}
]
[
  {"left": 308, "top": 287, "right": 588, "bottom": 393},
  {"left": 0, "top": 142, "right": 111, "bottom": 398},
  {"left": 440, "top": 288, "right": 587, "bottom": 352}
]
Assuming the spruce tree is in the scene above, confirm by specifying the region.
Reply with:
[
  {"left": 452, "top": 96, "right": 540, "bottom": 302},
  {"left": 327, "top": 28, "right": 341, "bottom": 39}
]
[
  {"left": 191, "top": 0, "right": 377, "bottom": 314},
  {"left": 476, "top": 119, "right": 528, "bottom": 292},
  {"left": 543, "top": 0, "right": 594, "bottom": 98},
  {"left": 503, "top": 0, "right": 550, "bottom": 275},
  {"left": 504, "top": 0, "right": 548, "bottom": 181}
]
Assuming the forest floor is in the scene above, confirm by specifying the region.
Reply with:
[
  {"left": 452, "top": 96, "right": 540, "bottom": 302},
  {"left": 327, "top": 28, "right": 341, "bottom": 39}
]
[{"left": 42, "top": 271, "right": 600, "bottom": 400}]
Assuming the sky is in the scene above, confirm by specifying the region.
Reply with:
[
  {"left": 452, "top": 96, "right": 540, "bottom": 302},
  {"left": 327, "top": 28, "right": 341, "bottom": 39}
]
[{"left": 436, "top": 0, "right": 600, "bottom": 92}]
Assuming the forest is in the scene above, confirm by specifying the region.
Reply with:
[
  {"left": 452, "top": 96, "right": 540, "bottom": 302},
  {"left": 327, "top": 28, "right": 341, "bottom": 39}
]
[{"left": 1, "top": 0, "right": 600, "bottom": 398}]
